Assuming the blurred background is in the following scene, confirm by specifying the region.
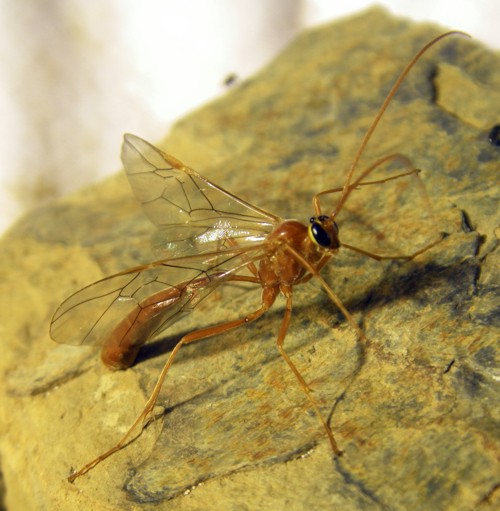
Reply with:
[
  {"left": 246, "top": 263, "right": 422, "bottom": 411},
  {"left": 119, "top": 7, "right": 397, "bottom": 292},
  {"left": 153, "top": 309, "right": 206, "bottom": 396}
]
[{"left": 1, "top": 0, "right": 499, "bottom": 234}]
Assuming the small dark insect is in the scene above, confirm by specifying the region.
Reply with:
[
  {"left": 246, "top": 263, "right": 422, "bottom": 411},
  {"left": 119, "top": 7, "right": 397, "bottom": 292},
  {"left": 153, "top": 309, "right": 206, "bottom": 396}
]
[
  {"left": 223, "top": 72, "right": 239, "bottom": 87},
  {"left": 488, "top": 124, "right": 500, "bottom": 146},
  {"left": 50, "top": 31, "right": 468, "bottom": 483}
]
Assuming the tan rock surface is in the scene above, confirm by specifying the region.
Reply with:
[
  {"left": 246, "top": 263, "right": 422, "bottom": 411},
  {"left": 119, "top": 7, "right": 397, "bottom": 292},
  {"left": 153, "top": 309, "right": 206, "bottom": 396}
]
[{"left": 1, "top": 7, "right": 499, "bottom": 511}]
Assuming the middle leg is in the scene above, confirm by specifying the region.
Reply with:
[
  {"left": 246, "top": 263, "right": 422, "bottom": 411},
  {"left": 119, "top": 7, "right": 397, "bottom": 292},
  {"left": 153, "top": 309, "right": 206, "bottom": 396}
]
[{"left": 275, "top": 286, "right": 342, "bottom": 456}]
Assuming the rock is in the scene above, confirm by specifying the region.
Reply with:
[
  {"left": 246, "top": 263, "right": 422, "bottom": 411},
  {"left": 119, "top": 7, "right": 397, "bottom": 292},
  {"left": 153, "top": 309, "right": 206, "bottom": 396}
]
[{"left": 1, "top": 7, "right": 498, "bottom": 511}]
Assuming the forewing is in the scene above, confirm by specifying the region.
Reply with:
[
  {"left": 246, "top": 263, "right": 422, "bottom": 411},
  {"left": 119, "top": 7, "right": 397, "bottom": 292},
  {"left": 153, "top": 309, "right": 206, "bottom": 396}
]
[
  {"left": 50, "top": 246, "right": 267, "bottom": 347},
  {"left": 121, "top": 134, "right": 280, "bottom": 257}
]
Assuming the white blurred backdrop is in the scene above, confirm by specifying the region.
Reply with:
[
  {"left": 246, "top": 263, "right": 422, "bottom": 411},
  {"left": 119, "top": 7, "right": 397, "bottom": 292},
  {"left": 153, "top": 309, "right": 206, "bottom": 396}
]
[{"left": 0, "top": 0, "right": 498, "bottom": 234}]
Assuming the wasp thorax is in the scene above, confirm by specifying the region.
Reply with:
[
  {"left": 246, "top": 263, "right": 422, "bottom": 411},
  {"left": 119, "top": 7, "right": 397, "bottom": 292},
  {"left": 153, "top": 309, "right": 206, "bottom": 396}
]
[{"left": 308, "top": 215, "right": 340, "bottom": 249}]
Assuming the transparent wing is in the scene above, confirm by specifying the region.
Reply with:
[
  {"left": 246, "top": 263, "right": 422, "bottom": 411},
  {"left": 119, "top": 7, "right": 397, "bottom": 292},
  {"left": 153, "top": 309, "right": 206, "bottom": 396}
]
[
  {"left": 50, "top": 246, "right": 267, "bottom": 348},
  {"left": 121, "top": 134, "right": 280, "bottom": 257}
]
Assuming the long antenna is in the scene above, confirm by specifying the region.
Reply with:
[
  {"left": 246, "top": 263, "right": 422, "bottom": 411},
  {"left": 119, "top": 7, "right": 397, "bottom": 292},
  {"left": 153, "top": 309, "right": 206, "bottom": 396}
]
[{"left": 331, "top": 31, "right": 470, "bottom": 218}]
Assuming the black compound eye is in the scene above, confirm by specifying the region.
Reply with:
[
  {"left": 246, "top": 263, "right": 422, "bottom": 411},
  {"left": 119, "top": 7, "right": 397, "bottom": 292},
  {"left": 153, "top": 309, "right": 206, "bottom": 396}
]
[
  {"left": 310, "top": 222, "right": 331, "bottom": 248},
  {"left": 318, "top": 214, "right": 329, "bottom": 222}
]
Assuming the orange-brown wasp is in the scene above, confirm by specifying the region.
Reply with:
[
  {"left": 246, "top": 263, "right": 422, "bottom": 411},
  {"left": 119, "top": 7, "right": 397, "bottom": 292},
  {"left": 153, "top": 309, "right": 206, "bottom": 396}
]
[{"left": 50, "top": 31, "right": 467, "bottom": 483}]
